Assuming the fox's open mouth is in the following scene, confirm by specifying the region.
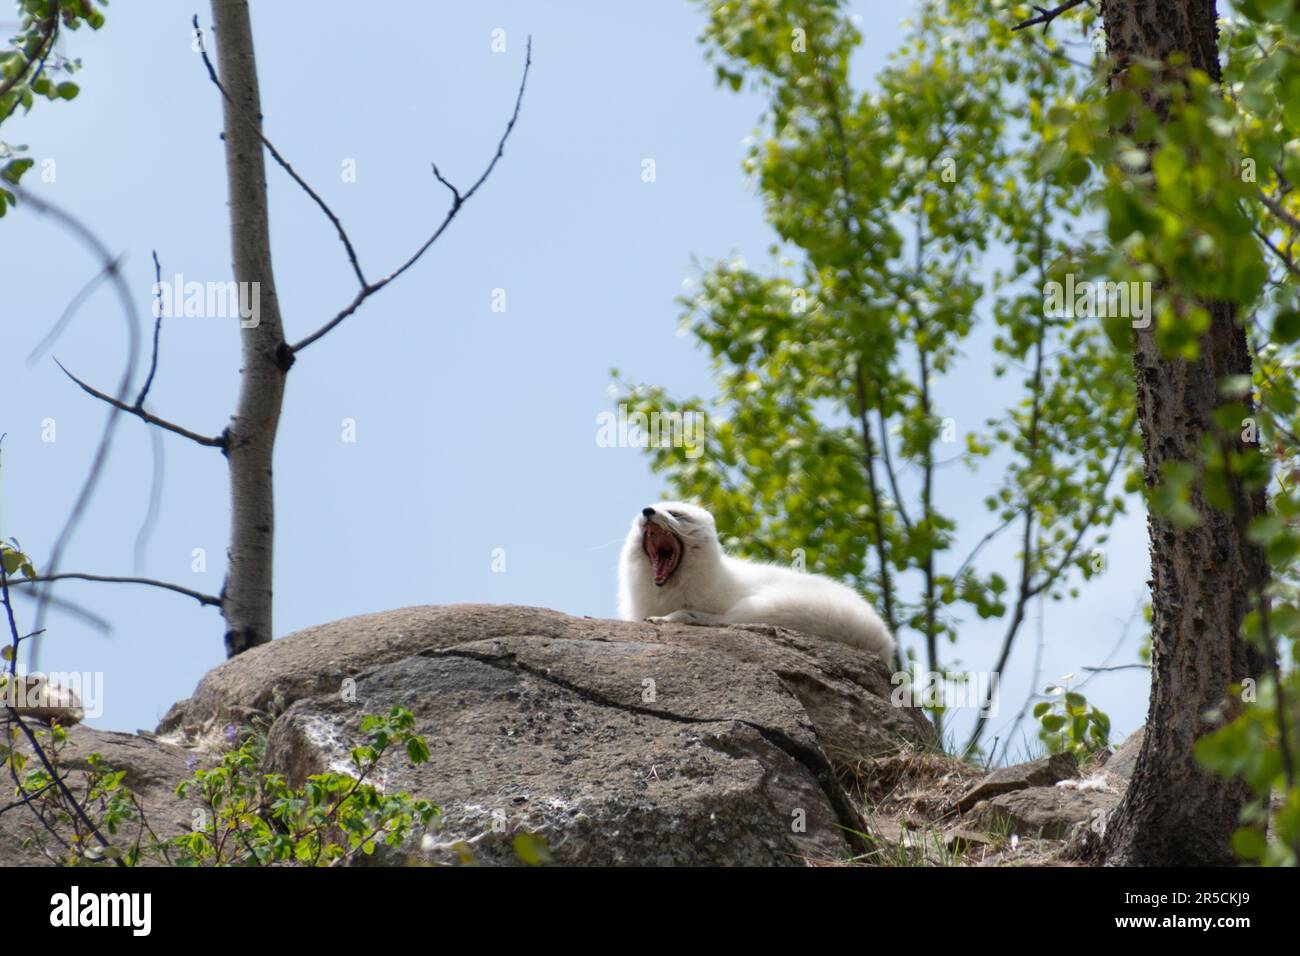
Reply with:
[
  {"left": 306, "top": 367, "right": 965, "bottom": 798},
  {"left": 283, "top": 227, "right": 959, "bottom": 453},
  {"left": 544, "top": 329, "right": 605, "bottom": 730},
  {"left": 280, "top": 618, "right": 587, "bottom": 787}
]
[{"left": 643, "top": 523, "right": 683, "bottom": 586}]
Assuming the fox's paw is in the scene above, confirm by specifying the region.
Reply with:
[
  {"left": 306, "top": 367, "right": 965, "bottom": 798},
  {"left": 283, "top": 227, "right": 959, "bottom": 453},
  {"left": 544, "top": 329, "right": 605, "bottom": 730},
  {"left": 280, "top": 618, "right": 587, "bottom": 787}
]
[{"left": 646, "top": 610, "right": 712, "bottom": 626}]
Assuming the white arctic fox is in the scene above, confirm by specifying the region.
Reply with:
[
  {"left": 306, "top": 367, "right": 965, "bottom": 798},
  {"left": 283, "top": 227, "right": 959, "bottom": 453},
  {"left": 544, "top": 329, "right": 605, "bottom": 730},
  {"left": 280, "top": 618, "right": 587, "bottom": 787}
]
[{"left": 617, "top": 501, "right": 894, "bottom": 659}]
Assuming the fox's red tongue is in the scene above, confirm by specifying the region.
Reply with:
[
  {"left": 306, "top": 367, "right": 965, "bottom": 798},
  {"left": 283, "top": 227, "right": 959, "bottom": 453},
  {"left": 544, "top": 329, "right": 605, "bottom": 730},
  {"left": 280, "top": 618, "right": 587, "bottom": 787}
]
[
  {"left": 644, "top": 524, "right": 680, "bottom": 585},
  {"left": 652, "top": 548, "right": 672, "bottom": 584}
]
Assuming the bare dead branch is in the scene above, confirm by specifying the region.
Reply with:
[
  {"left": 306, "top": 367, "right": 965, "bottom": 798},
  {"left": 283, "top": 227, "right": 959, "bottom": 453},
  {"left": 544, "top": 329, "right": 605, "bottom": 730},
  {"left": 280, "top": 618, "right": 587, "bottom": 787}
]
[
  {"left": 137, "top": 249, "right": 165, "bottom": 407},
  {"left": 133, "top": 251, "right": 168, "bottom": 572},
  {"left": 1012, "top": 0, "right": 1090, "bottom": 32},
  {"left": 53, "top": 358, "right": 226, "bottom": 448},
  {"left": 8, "top": 573, "right": 221, "bottom": 609},
  {"left": 290, "top": 37, "right": 534, "bottom": 354},
  {"left": 430, "top": 162, "right": 461, "bottom": 205},
  {"left": 193, "top": 14, "right": 367, "bottom": 288}
]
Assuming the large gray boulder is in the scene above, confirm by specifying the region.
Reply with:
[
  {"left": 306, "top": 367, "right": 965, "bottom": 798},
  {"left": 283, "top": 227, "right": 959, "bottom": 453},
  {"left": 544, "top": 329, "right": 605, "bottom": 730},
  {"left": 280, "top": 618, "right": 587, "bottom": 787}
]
[{"left": 0, "top": 605, "right": 933, "bottom": 867}]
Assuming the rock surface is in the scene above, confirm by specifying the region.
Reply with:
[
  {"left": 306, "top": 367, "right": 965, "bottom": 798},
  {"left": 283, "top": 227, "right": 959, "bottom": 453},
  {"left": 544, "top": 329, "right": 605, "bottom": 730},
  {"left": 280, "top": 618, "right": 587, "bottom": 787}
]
[
  {"left": 954, "top": 730, "right": 1147, "bottom": 849},
  {"left": 3, "top": 604, "right": 936, "bottom": 866},
  {"left": 971, "top": 783, "right": 1117, "bottom": 841},
  {"left": 1093, "top": 726, "right": 1144, "bottom": 783},
  {"left": 953, "top": 752, "right": 1077, "bottom": 812}
]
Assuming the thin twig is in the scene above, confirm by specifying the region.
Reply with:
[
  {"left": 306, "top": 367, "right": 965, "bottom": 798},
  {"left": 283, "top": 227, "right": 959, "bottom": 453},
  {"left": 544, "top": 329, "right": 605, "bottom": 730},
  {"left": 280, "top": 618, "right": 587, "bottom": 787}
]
[
  {"left": 951, "top": 512, "right": 1018, "bottom": 584},
  {"left": 289, "top": 37, "right": 533, "bottom": 354},
  {"left": 1260, "top": 191, "right": 1300, "bottom": 234},
  {"left": 853, "top": 364, "right": 902, "bottom": 642},
  {"left": 1076, "top": 592, "right": 1149, "bottom": 693},
  {"left": 1012, "top": 0, "right": 1090, "bottom": 33},
  {"left": 1027, "top": 414, "right": 1137, "bottom": 598},
  {"left": 136, "top": 250, "right": 165, "bottom": 407},
  {"left": 1, "top": 534, "right": 122, "bottom": 864},
  {"left": 10, "top": 589, "right": 112, "bottom": 634},
  {"left": 25, "top": 264, "right": 116, "bottom": 367},
  {"left": 7, "top": 573, "right": 222, "bottom": 609},
  {"left": 134, "top": 427, "right": 165, "bottom": 575},
  {"left": 0, "top": 779, "right": 59, "bottom": 816},
  {"left": 1252, "top": 224, "right": 1300, "bottom": 281},
  {"left": 994, "top": 591, "right": 1048, "bottom": 766},
  {"left": 53, "top": 358, "right": 226, "bottom": 448},
  {"left": 133, "top": 251, "right": 168, "bottom": 572},
  {"left": 876, "top": 406, "right": 915, "bottom": 532},
  {"left": 193, "top": 15, "right": 368, "bottom": 288},
  {"left": 12, "top": 187, "right": 139, "bottom": 672}
]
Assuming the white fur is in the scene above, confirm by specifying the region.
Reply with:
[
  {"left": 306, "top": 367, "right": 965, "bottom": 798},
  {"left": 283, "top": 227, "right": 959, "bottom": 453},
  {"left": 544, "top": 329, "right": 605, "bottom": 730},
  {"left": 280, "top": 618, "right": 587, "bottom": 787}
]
[{"left": 617, "top": 500, "right": 895, "bottom": 659}]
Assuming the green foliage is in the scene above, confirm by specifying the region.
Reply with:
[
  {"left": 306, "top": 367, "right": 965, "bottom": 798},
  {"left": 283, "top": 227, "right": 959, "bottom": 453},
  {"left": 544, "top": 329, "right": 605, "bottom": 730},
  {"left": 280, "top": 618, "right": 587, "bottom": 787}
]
[
  {"left": 5, "top": 721, "right": 153, "bottom": 866},
  {"left": 0, "top": 0, "right": 107, "bottom": 217},
  {"left": 4, "top": 707, "right": 441, "bottom": 866},
  {"left": 512, "top": 831, "right": 553, "bottom": 865},
  {"left": 1196, "top": 674, "right": 1300, "bottom": 867},
  {"left": 171, "top": 707, "right": 438, "bottom": 866},
  {"left": 0, "top": 540, "right": 37, "bottom": 582},
  {"left": 1033, "top": 676, "right": 1110, "bottom": 757},
  {"left": 613, "top": 0, "right": 1137, "bottom": 742}
]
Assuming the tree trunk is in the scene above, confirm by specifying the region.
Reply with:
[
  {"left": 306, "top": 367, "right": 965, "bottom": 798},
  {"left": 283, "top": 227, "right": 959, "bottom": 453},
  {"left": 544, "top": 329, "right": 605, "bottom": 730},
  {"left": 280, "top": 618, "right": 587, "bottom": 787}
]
[
  {"left": 1100, "top": 0, "right": 1268, "bottom": 865},
  {"left": 211, "top": 0, "right": 288, "bottom": 657}
]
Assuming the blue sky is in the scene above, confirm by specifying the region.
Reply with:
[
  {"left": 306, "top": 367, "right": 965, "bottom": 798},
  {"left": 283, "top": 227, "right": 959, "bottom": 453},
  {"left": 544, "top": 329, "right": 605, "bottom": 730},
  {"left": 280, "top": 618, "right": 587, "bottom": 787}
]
[{"left": 2, "top": 1, "right": 1151, "bottom": 753}]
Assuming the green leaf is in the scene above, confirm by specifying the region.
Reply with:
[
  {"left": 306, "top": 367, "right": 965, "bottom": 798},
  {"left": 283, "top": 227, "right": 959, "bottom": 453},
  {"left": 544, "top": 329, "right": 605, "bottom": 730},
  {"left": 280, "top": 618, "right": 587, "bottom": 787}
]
[
  {"left": 1274, "top": 310, "right": 1300, "bottom": 344},
  {"left": 405, "top": 736, "right": 430, "bottom": 764},
  {"left": 1231, "top": 827, "right": 1266, "bottom": 860},
  {"left": 512, "top": 832, "right": 552, "bottom": 865}
]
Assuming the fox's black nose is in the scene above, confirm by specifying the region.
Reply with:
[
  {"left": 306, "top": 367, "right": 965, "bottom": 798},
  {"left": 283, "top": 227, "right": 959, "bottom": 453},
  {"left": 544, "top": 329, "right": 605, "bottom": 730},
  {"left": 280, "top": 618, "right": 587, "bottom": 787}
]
[{"left": 642, "top": 507, "right": 655, "bottom": 518}]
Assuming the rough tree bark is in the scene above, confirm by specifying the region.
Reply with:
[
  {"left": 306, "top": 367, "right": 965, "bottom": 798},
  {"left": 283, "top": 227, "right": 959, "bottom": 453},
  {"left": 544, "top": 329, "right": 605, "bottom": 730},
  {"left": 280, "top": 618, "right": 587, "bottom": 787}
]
[
  {"left": 211, "top": 0, "right": 287, "bottom": 656},
  {"left": 1099, "top": 0, "right": 1268, "bottom": 866}
]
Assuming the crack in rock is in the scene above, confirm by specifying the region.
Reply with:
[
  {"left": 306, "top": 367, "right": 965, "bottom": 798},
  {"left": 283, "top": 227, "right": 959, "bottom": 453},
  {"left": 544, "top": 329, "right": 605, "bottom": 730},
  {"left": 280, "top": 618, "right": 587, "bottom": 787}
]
[{"left": 431, "top": 644, "right": 868, "bottom": 853}]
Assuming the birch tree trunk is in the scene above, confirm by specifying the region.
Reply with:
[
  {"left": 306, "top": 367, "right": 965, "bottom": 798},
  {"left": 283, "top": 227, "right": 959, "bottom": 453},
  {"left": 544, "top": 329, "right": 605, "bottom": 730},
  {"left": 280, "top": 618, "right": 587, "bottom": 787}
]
[
  {"left": 1099, "top": 0, "right": 1268, "bottom": 865},
  {"left": 211, "top": 0, "right": 287, "bottom": 656}
]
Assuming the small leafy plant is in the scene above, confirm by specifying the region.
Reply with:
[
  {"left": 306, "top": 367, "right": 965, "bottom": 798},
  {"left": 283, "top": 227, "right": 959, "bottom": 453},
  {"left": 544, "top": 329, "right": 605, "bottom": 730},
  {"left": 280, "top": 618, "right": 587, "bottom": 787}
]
[
  {"left": 6, "top": 721, "right": 156, "bottom": 865},
  {"left": 1034, "top": 676, "right": 1111, "bottom": 757},
  {"left": 4, "top": 703, "right": 439, "bottom": 866},
  {"left": 172, "top": 706, "right": 438, "bottom": 866}
]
